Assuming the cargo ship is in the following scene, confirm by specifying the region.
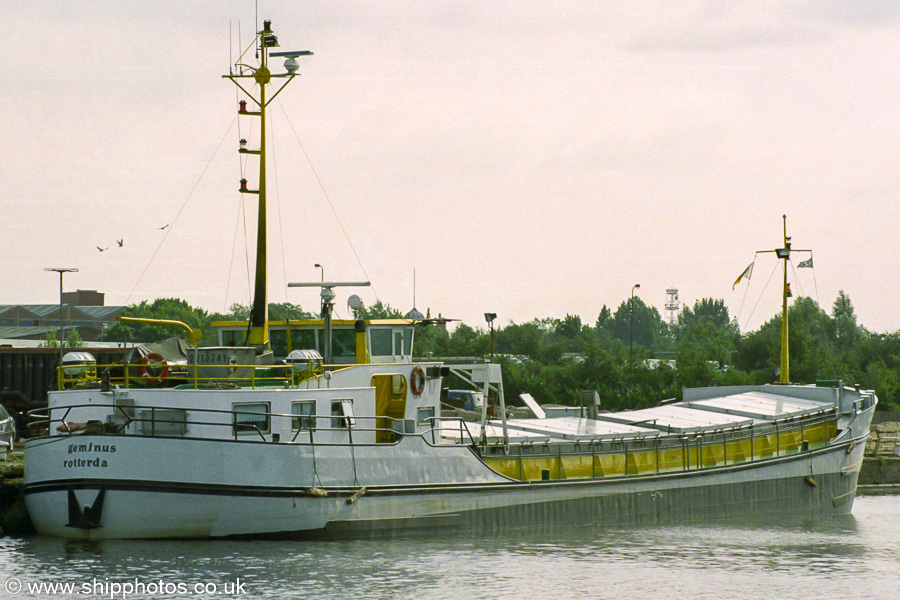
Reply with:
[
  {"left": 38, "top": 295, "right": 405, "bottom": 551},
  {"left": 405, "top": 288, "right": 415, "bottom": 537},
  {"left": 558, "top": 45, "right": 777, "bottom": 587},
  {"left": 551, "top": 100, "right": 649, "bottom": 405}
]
[{"left": 23, "top": 20, "right": 876, "bottom": 539}]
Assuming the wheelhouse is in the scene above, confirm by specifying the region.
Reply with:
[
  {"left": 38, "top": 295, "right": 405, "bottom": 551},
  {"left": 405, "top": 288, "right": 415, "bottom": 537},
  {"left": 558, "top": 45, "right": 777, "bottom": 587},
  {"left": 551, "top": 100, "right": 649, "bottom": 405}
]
[{"left": 211, "top": 319, "right": 415, "bottom": 364}]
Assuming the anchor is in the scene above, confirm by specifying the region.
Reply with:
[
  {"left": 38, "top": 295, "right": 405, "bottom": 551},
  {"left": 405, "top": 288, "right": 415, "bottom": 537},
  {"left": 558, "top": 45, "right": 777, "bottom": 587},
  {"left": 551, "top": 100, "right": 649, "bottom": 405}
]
[{"left": 66, "top": 488, "right": 106, "bottom": 529}]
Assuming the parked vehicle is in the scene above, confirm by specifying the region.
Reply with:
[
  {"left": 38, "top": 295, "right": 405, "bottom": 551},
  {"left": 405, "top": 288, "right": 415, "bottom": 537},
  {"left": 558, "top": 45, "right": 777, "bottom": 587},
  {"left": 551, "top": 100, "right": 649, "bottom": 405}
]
[{"left": 442, "top": 389, "right": 485, "bottom": 411}]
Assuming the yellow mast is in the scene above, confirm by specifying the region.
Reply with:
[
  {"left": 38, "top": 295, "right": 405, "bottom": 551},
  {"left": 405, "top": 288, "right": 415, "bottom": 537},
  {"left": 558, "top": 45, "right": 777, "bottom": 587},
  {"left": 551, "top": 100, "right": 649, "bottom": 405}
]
[
  {"left": 223, "top": 21, "right": 310, "bottom": 347},
  {"left": 736, "top": 216, "right": 812, "bottom": 384},
  {"left": 778, "top": 215, "right": 790, "bottom": 383}
]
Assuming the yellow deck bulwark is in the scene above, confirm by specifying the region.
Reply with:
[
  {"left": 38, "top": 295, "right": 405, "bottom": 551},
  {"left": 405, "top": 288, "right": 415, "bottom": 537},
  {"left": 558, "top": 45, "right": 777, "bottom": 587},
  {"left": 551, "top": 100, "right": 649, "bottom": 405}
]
[{"left": 482, "top": 420, "right": 838, "bottom": 481}]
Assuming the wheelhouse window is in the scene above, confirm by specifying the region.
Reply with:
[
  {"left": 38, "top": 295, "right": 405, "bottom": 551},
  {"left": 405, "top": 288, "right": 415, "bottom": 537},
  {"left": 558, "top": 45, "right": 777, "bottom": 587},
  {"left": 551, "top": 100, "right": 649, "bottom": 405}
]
[
  {"left": 331, "top": 329, "right": 356, "bottom": 359},
  {"left": 221, "top": 330, "right": 243, "bottom": 347},
  {"left": 270, "top": 329, "right": 289, "bottom": 359},
  {"left": 293, "top": 329, "right": 318, "bottom": 353},
  {"left": 331, "top": 399, "right": 355, "bottom": 429},
  {"left": 233, "top": 402, "right": 270, "bottom": 434},
  {"left": 291, "top": 400, "right": 316, "bottom": 431},
  {"left": 369, "top": 325, "right": 415, "bottom": 361},
  {"left": 370, "top": 328, "right": 393, "bottom": 357}
]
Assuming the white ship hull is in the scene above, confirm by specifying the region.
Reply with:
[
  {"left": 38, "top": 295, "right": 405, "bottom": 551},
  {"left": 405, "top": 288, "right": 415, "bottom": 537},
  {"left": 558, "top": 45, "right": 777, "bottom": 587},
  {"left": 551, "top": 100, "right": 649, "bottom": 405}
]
[{"left": 24, "top": 402, "right": 873, "bottom": 539}]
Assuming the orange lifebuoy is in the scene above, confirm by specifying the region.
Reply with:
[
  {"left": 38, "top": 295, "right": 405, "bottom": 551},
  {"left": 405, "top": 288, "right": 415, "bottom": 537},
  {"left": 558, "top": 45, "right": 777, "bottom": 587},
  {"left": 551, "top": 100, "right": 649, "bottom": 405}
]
[
  {"left": 410, "top": 366, "right": 426, "bottom": 396},
  {"left": 139, "top": 352, "right": 169, "bottom": 384}
]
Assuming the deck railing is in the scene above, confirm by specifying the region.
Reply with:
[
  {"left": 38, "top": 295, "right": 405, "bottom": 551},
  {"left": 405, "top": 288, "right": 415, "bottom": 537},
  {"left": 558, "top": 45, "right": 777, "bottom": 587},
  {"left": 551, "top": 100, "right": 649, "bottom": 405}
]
[
  {"left": 477, "top": 408, "right": 841, "bottom": 480},
  {"left": 56, "top": 361, "right": 327, "bottom": 391},
  {"left": 29, "top": 401, "right": 419, "bottom": 445},
  {"left": 29, "top": 400, "right": 842, "bottom": 483}
]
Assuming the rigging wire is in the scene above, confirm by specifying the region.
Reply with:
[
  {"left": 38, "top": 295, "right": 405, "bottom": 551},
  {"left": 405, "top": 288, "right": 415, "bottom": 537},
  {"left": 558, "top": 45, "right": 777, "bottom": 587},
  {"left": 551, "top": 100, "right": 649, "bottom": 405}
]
[
  {"left": 739, "top": 258, "right": 780, "bottom": 332},
  {"left": 734, "top": 254, "right": 759, "bottom": 333},
  {"left": 224, "top": 197, "right": 247, "bottom": 312},
  {"left": 225, "top": 80, "right": 255, "bottom": 311},
  {"left": 809, "top": 260, "right": 840, "bottom": 375},
  {"left": 790, "top": 253, "right": 840, "bottom": 375},
  {"left": 276, "top": 100, "right": 380, "bottom": 302},
  {"left": 269, "top": 115, "right": 290, "bottom": 304},
  {"left": 125, "top": 116, "right": 238, "bottom": 306}
]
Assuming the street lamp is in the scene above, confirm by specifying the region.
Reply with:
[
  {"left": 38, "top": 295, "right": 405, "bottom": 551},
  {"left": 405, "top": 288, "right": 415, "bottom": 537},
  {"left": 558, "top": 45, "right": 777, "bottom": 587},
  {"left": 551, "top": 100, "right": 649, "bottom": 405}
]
[
  {"left": 314, "top": 263, "right": 324, "bottom": 282},
  {"left": 484, "top": 313, "right": 497, "bottom": 363},
  {"left": 44, "top": 267, "right": 79, "bottom": 367},
  {"left": 630, "top": 284, "right": 641, "bottom": 360}
]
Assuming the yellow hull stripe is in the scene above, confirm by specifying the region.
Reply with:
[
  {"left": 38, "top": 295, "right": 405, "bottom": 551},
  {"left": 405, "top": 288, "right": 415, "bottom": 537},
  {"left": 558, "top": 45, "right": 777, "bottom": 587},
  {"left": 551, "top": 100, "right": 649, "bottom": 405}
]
[{"left": 482, "top": 421, "right": 838, "bottom": 481}]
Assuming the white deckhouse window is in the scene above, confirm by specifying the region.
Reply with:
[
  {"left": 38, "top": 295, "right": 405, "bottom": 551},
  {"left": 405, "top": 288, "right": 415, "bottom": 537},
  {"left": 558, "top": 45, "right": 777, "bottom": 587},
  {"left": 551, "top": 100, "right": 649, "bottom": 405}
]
[
  {"left": 331, "top": 399, "right": 355, "bottom": 429},
  {"left": 291, "top": 400, "right": 316, "bottom": 431},
  {"left": 233, "top": 402, "right": 271, "bottom": 434}
]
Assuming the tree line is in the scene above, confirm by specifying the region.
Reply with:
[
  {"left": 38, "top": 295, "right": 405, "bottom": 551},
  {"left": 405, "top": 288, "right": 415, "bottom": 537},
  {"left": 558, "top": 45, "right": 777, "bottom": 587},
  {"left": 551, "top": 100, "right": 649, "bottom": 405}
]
[{"left": 98, "top": 293, "right": 900, "bottom": 412}]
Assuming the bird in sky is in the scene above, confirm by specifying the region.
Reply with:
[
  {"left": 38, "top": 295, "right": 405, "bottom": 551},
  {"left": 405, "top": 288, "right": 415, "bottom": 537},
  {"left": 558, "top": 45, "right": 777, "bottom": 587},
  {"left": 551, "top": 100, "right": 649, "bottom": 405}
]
[
  {"left": 158, "top": 224, "right": 169, "bottom": 230},
  {"left": 97, "top": 246, "right": 108, "bottom": 252},
  {"left": 117, "top": 239, "right": 124, "bottom": 247}
]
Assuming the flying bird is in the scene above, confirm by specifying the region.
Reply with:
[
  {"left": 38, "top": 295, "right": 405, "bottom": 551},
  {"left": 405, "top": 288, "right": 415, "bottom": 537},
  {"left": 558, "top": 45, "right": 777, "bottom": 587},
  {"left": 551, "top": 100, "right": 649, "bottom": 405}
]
[
  {"left": 117, "top": 239, "right": 124, "bottom": 247},
  {"left": 158, "top": 224, "right": 169, "bottom": 230},
  {"left": 97, "top": 246, "right": 108, "bottom": 252}
]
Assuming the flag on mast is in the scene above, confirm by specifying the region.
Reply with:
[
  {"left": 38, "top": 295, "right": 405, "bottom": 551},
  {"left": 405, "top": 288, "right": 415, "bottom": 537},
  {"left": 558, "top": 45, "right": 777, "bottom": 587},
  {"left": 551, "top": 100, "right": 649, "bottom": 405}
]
[
  {"left": 733, "top": 262, "right": 754, "bottom": 289},
  {"left": 798, "top": 257, "right": 813, "bottom": 268}
]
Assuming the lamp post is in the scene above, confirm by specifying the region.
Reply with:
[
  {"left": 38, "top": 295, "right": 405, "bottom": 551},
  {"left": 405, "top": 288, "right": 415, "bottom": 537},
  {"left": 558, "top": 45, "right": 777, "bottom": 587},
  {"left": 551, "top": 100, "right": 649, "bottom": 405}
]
[
  {"left": 630, "top": 284, "right": 640, "bottom": 360},
  {"left": 44, "top": 267, "right": 78, "bottom": 366},
  {"left": 484, "top": 313, "right": 497, "bottom": 363},
  {"left": 314, "top": 263, "right": 324, "bottom": 282}
]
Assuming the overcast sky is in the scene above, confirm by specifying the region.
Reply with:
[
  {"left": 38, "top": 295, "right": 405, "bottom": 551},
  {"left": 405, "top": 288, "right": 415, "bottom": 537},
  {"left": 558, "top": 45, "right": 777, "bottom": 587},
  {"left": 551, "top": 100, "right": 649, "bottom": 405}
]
[{"left": 2, "top": 1, "right": 897, "bottom": 333}]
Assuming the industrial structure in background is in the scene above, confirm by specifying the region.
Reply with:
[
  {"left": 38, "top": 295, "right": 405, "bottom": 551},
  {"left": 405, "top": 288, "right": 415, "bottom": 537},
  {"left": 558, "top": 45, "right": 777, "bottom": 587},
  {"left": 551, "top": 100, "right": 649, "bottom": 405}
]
[
  {"left": 665, "top": 288, "right": 680, "bottom": 326},
  {"left": 0, "top": 290, "right": 124, "bottom": 343},
  {"left": 1, "top": 290, "right": 128, "bottom": 422}
]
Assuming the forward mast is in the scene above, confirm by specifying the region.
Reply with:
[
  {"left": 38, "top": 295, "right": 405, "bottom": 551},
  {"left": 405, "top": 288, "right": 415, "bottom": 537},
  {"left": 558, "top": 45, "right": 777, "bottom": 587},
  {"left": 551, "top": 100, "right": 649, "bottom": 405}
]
[{"left": 223, "top": 20, "right": 311, "bottom": 347}]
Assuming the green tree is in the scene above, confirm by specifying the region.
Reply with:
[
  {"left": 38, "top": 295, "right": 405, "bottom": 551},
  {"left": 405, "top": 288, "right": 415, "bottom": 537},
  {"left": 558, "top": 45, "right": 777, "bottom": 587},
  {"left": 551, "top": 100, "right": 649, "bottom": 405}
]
[
  {"left": 607, "top": 298, "right": 668, "bottom": 357},
  {"left": 100, "top": 298, "right": 213, "bottom": 345},
  {"left": 734, "top": 296, "right": 842, "bottom": 384},
  {"left": 413, "top": 324, "right": 451, "bottom": 358},
  {"left": 217, "top": 303, "right": 251, "bottom": 321},
  {"left": 447, "top": 323, "right": 489, "bottom": 358},
  {"left": 674, "top": 298, "right": 741, "bottom": 387},
  {"left": 832, "top": 290, "right": 862, "bottom": 348},
  {"left": 352, "top": 300, "right": 403, "bottom": 320},
  {"left": 856, "top": 331, "right": 900, "bottom": 412},
  {"left": 594, "top": 305, "right": 613, "bottom": 339},
  {"left": 40, "top": 330, "right": 81, "bottom": 349},
  {"left": 677, "top": 298, "right": 734, "bottom": 332},
  {"left": 269, "top": 302, "right": 312, "bottom": 321},
  {"left": 496, "top": 320, "right": 545, "bottom": 359}
]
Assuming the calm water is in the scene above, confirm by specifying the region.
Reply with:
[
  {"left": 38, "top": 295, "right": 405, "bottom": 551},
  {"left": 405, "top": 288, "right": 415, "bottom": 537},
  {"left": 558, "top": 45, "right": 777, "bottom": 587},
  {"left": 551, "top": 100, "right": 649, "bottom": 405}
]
[{"left": 2, "top": 495, "right": 898, "bottom": 600}]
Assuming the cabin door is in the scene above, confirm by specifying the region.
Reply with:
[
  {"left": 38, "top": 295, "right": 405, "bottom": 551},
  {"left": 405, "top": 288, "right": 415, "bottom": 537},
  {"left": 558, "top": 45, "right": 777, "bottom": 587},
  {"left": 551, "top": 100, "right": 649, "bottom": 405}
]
[{"left": 371, "top": 374, "right": 407, "bottom": 443}]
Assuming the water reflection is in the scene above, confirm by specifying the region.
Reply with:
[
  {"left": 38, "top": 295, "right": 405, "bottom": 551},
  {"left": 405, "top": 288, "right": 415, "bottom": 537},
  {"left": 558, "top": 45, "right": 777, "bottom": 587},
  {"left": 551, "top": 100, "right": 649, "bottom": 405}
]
[{"left": 1, "top": 497, "right": 897, "bottom": 600}]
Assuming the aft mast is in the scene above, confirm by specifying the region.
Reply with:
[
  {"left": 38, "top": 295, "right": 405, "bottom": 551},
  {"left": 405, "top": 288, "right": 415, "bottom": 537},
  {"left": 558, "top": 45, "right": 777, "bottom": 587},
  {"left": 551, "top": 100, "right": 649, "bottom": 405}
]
[
  {"left": 735, "top": 215, "right": 814, "bottom": 383},
  {"left": 777, "top": 215, "right": 791, "bottom": 383},
  {"left": 223, "top": 20, "right": 311, "bottom": 347},
  {"left": 763, "top": 215, "right": 810, "bottom": 383}
]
